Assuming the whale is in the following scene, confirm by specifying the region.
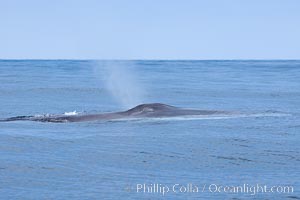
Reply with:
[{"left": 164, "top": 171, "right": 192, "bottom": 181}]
[{"left": 0, "top": 103, "right": 233, "bottom": 123}]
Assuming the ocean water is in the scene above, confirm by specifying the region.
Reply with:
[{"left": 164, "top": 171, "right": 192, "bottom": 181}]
[{"left": 0, "top": 60, "right": 299, "bottom": 199}]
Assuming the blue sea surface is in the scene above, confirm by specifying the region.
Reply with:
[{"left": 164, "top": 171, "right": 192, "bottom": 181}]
[{"left": 0, "top": 60, "right": 299, "bottom": 199}]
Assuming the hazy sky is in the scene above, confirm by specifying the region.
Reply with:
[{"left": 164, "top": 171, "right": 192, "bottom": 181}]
[{"left": 0, "top": 0, "right": 299, "bottom": 59}]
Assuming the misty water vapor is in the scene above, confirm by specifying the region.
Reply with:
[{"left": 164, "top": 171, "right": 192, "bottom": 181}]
[{"left": 94, "top": 61, "right": 145, "bottom": 109}]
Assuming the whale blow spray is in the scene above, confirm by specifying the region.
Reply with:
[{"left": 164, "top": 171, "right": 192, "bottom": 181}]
[{"left": 95, "top": 61, "right": 144, "bottom": 109}]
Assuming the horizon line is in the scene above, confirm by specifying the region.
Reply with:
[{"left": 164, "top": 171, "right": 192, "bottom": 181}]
[{"left": 0, "top": 58, "right": 300, "bottom": 61}]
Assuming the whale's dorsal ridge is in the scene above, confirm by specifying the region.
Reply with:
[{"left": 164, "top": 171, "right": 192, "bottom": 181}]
[{"left": 125, "top": 103, "right": 176, "bottom": 115}]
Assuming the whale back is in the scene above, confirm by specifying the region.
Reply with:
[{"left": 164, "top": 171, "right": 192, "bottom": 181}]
[{"left": 0, "top": 103, "right": 233, "bottom": 123}]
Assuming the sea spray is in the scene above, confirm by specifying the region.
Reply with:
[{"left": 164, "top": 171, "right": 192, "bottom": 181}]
[{"left": 94, "top": 61, "right": 145, "bottom": 109}]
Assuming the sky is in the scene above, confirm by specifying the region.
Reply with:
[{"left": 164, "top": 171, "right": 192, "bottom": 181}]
[{"left": 0, "top": 0, "right": 299, "bottom": 59}]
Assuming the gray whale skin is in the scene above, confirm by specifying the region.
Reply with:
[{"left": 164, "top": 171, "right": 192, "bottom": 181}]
[{"left": 1, "top": 103, "right": 231, "bottom": 123}]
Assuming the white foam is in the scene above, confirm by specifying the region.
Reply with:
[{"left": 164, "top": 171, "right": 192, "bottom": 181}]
[
  {"left": 34, "top": 113, "right": 51, "bottom": 117},
  {"left": 64, "top": 111, "right": 78, "bottom": 116}
]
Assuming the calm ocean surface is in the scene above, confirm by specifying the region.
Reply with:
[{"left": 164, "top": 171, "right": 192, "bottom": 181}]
[{"left": 0, "top": 60, "right": 299, "bottom": 199}]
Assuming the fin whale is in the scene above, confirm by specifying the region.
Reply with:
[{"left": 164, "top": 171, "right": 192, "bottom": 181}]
[{"left": 0, "top": 103, "right": 232, "bottom": 123}]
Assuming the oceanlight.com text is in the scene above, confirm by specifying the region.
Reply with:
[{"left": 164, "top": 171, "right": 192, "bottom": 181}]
[{"left": 129, "top": 183, "right": 294, "bottom": 196}]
